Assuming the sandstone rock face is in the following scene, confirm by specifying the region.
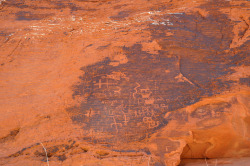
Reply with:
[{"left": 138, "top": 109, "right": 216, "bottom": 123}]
[{"left": 0, "top": 0, "right": 249, "bottom": 165}]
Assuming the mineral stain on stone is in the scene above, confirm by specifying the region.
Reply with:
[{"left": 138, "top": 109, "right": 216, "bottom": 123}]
[
  {"left": 15, "top": 11, "right": 53, "bottom": 21},
  {"left": 240, "top": 77, "right": 250, "bottom": 87},
  {"left": 110, "top": 10, "right": 131, "bottom": 21},
  {"left": 68, "top": 49, "right": 239, "bottom": 144},
  {"left": 65, "top": 1, "right": 249, "bottom": 147}
]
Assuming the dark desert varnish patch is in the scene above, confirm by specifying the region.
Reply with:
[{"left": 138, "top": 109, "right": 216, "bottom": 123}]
[
  {"left": 66, "top": 2, "right": 249, "bottom": 145},
  {"left": 110, "top": 10, "right": 131, "bottom": 21},
  {"left": 15, "top": 11, "right": 53, "bottom": 21},
  {"left": 0, "top": 128, "right": 20, "bottom": 143}
]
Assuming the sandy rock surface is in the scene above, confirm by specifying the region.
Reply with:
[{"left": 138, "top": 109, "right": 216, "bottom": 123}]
[{"left": 0, "top": 0, "right": 249, "bottom": 165}]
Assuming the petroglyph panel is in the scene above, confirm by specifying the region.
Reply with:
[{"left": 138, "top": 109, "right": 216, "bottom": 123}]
[{"left": 67, "top": 11, "right": 249, "bottom": 144}]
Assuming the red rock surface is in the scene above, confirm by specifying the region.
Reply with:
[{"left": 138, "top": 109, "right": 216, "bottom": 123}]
[{"left": 0, "top": 0, "right": 249, "bottom": 165}]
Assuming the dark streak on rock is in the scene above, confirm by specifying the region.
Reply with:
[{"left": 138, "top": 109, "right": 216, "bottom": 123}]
[
  {"left": 0, "top": 128, "right": 20, "bottom": 144},
  {"left": 97, "top": 44, "right": 111, "bottom": 50},
  {"left": 15, "top": 11, "right": 53, "bottom": 21},
  {"left": 239, "top": 77, "right": 250, "bottom": 87},
  {"left": 57, "top": 154, "right": 67, "bottom": 161},
  {"left": 110, "top": 10, "right": 131, "bottom": 21}
]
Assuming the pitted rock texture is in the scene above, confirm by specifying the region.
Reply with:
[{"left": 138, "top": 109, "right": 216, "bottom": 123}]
[{"left": 0, "top": 0, "right": 249, "bottom": 166}]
